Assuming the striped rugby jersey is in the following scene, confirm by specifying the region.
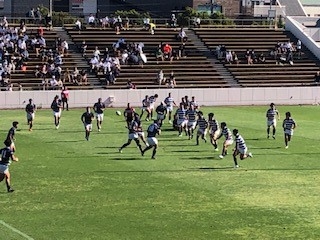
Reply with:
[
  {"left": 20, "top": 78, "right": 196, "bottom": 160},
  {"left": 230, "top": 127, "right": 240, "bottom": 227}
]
[
  {"left": 176, "top": 108, "right": 186, "bottom": 120},
  {"left": 235, "top": 134, "right": 247, "bottom": 150},
  {"left": 186, "top": 109, "right": 197, "bottom": 122},
  {"left": 221, "top": 127, "right": 233, "bottom": 140},
  {"left": 197, "top": 118, "right": 208, "bottom": 130},
  {"left": 283, "top": 118, "right": 296, "bottom": 130},
  {"left": 164, "top": 97, "right": 174, "bottom": 107},
  {"left": 266, "top": 108, "right": 279, "bottom": 121}
]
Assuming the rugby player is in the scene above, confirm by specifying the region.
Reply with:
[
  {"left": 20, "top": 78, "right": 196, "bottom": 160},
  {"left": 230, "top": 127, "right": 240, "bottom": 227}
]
[
  {"left": 266, "top": 103, "right": 280, "bottom": 139},
  {"left": 186, "top": 104, "right": 197, "bottom": 140},
  {"left": 232, "top": 129, "right": 253, "bottom": 168},
  {"left": 217, "top": 122, "right": 234, "bottom": 159},
  {"left": 141, "top": 120, "right": 161, "bottom": 159},
  {"left": 208, "top": 113, "right": 219, "bottom": 151},
  {"left": 164, "top": 92, "right": 176, "bottom": 124},
  {"left": 195, "top": 111, "right": 208, "bottom": 145},
  {"left": 93, "top": 98, "right": 105, "bottom": 132},
  {"left": 81, "top": 107, "right": 95, "bottom": 141},
  {"left": 282, "top": 111, "right": 296, "bottom": 149},
  {"left": 175, "top": 103, "right": 187, "bottom": 137},
  {"left": 25, "top": 98, "right": 36, "bottom": 131}
]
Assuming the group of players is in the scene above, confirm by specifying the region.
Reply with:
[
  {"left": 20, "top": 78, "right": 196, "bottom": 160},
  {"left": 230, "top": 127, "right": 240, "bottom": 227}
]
[{"left": 0, "top": 93, "right": 297, "bottom": 193}]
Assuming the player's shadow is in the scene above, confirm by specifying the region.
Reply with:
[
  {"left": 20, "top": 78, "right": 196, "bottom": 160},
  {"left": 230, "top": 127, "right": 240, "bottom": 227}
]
[
  {"left": 251, "top": 146, "right": 282, "bottom": 149},
  {"left": 45, "top": 140, "right": 83, "bottom": 143},
  {"left": 108, "top": 157, "right": 144, "bottom": 161},
  {"left": 170, "top": 150, "right": 201, "bottom": 153},
  {"left": 180, "top": 156, "right": 216, "bottom": 160}
]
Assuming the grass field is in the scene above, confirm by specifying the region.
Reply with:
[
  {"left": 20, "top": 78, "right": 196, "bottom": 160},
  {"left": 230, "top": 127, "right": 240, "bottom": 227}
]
[{"left": 1, "top": 105, "right": 320, "bottom": 240}]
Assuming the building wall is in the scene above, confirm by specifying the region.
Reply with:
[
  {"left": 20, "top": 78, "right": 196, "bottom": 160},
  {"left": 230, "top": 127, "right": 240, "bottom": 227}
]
[
  {"left": 0, "top": 87, "right": 319, "bottom": 109},
  {"left": 11, "top": 0, "right": 50, "bottom": 17},
  {"left": 193, "top": 0, "right": 241, "bottom": 17}
]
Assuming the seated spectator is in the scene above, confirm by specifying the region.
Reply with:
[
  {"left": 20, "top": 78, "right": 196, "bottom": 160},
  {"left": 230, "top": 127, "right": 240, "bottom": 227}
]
[
  {"left": 170, "top": 14, "right": 177, "bottom": 28},
  {"left": 63, "top": 68, "right": 72, "bottom": 83},
  {"left": 88, "top": 14, "right": 95, "bottom": 27},
  {"left": 45, "top": 14, "right": 52, "bottom": 30},
  {"left": 57, "top": 77, "right": 63, "bottom": 89},
  {"left": 231, "top": 51, "right": 239, "bottom": 66},
  {"left": 150, "top": 23, "right": 156, "bottom": 35},
  {"left": 143, "top": 17, "right": 150, "bottom": 30},
  {"left": 315, "top": 70, "right": 320, "bottom": 85},
  {"left": 156, "top": 69, "right": 165, "bottom": 85},
  {"left": 124, "top": 16, "right": 130, "bottom": 30},
  {"left": 163, "top": 43, "right": 172, "bottom": 61},
  {"left": 75, "top": 19, "right": 82, "bottom": 31},
  {"left": 50, "top": 75, "right": 58, "bottom": 90},
  {"left": 225, "top": 51, "right": 233, "bottom": 64},
  {"left": 61, "top": 40, "right": 69, "bottom": 56},
  {"left": 155, "top": 44, "right": 164, "bottom": 63},
  {"left": 80, "top": 69, "right": 88, "bottom": 85},
  {"left": 258, "top": 53, "right": 266, "bottom": 64},
  {"left": 72, "top": 67, "right": 81, "bottom": 84},
  {"left": 193, "top": 17, "right": 201, "bottom": 28},
  {"left": 166, "top": 71, "right": 176, "bottom": 88},
  {"left": 101, "top": 16, "right": 110, "bottom": 29},
  {"left": 177, "top": 28, "right": 188, "bottom": 43},
  {"left": 126, "top": 80, "right": 136, "bottom": 89}
]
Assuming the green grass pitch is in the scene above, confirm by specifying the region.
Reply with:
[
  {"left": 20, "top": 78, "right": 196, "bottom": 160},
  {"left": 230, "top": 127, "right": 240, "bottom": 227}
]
[{"left": 1, "top": 105, "right": 320, "bottom": 239}]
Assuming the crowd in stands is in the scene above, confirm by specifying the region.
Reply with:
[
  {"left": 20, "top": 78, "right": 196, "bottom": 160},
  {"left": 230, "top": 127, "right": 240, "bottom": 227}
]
[{"left": 215, "top": 39, "right": 302, "bottom": 67}]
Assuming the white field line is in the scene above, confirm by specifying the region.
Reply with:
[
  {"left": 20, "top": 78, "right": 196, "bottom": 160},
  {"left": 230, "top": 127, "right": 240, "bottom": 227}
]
[{"left": 0, "top": 220, "right": 34, "bottom": 240}]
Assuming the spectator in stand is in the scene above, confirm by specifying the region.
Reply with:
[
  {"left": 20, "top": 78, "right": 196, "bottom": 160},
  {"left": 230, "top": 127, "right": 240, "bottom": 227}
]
[
  {"left": 45, "top": 14, "right": 52, "bottom": 30},
  {"left": 177, "top": 28, "right": 188, "bottom": 43},
  {"left": 75, "top": 19, "right": 82, "bottom": 31},
  {"left": 63, "top": 67, "right": 72, "bottom": 83},
  {"left": 163, "top": 43, "right": 172, "bottom": 61},
  {"left": 35, "top": 7, "right": 42, "bottom": 25},
  {"left": 72, "top": 67, "right": 80, "bottom": 84},
  {"left": 178, "top": 43, "right": 186, "bottom": 59},
  {"left": 166, "top": 71, "right": 176, "bottom": 88},
  {"left": 88, "top": 14, "right": 95, "bottom": 27},
  {"left": 258, "top": 53, "right": 266, "bottom": 64},
  {"left": 50, "top": 75, "right": 58, "bottom": 90},
  {"left": 245, "top": 49, "right": 253, "bottom": 65},
  {"left": 80, "top": 69, "right": 88, "bottom": 85},
  {"left": 315, "top": 70, "right": 320, "bottom": 85},
  {"left": 193, "top": 17, "right": 201, "bottom": 28},
  {"left": 61, "top": 40, "right": 69, "bottom": 56},
  {"left": 127, "top": 80, "right": 136, "bottom": 89},
  {"left": 296, "top": 39, "right": 302, "bottom": 59},
  {"left": 155, "top": 44, "right": 164, "bottom": 63},
  {"left": 143, "top": 17, "right": 151, "bottom": 30},
  {"left": 170, "top": 14, "right": 177, "bottom": 29},
  {"left": 101, "top": 16, "right": 110, "bottom": 29},
  {"left": 57, "top": 77, "right": 63, "bottom": 90},
  {"left": 80, "top": 40, "right": 87, "bottom": 57},
  {"left": 231, "top": 51, "right": 239, "bottom": 66},
  {"left": 156, "top": 69, "right": 165, "bottom": 85},
  {"left": 219, "top": 45, "right": 227, "bottom": 60},
  {"left": 124, "top": 16, "right": 130, "bottom": 30},
  {"left": 225, "top": 51, "right": 233, "bottom": 64}
]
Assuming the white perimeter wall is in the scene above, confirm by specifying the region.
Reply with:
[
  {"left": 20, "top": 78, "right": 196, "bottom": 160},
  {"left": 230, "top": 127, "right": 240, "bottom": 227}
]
[{"left": 1, "top": 87, "right": 320, "bottom": 109}]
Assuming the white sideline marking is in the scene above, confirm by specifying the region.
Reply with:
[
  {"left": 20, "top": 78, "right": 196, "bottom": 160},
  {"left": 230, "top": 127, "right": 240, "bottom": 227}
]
[{"left": 0, "top": 220, "right": 34, "bottom": 240}]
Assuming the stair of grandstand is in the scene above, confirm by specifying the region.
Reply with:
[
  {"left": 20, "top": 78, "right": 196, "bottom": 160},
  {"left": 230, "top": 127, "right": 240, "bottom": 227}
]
[
  {"left": 194, "top": 28, "right": 320, "bottom": 87},
  {"left": 64, "top": 26, "right": 230, "bottom": 89}
]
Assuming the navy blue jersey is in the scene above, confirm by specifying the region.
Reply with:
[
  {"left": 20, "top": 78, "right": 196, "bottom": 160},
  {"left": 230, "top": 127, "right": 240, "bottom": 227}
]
[
  {"left": 51, "top": 100, "right": 61, "bottom": 112},
  {"left": 81, "top": 112, "right": 94, "bottom": 124},
  {"left": 5, "top": 127, "right": 16, "bottom": 143},
  {"left": 25, "top": 103, "right": 36, "bottom": 113},
  {"left": 147, "top": 123, "right": 160, "bottom": 137},
  {"left": 93, "top": 102, "right": 105, "bottom": 114},
  {"left": 0, "top": 147, "right": 13, "bottom": 165},
  {"left": 156, "top": 105, "right": 167, "bottom": 115}
]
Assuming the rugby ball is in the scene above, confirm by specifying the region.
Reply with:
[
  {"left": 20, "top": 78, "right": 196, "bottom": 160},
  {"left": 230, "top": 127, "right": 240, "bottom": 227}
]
[{"left": 116, "top": 110, "right": 122, "bottom": 116}]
